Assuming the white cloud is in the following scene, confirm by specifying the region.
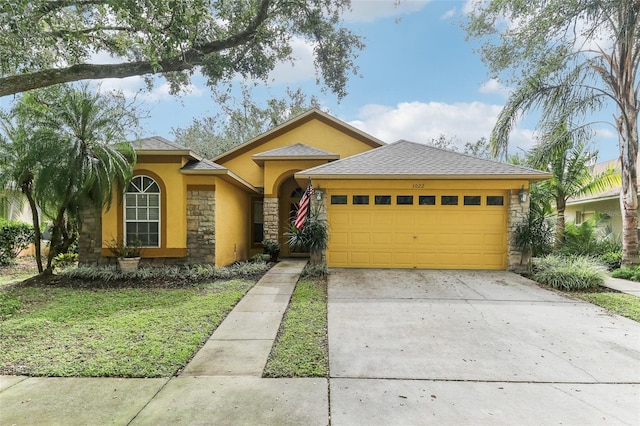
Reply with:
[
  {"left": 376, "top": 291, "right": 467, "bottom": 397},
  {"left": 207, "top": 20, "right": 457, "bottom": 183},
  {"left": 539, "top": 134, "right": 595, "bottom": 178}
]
[
  {"left": 344, "top": 0, "right": 430, "bottom": 23},
  {"left": 265, "top": 37, "right": 316, "bottom": 85},
  {"left": 440, "top": 8, "right": 456, "bottom": 20},
  {"left": 93, "top": 75, "right": 203, "bottom": 102},
  {"left": 479, "top": 78, "right": 511, "bottom": 97},
  {"left": 347, "top": 100, "right": 536, "bottom": 152}
]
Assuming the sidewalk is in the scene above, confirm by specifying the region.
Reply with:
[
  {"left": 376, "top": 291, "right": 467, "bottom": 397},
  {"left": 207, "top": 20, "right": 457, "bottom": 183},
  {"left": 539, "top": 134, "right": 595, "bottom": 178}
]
[
  {"left": 603, "top": 276, "right": 640, "bottom": 296},
  {"left": 0, "top": 259, "right": 330, "bottom": 426}
]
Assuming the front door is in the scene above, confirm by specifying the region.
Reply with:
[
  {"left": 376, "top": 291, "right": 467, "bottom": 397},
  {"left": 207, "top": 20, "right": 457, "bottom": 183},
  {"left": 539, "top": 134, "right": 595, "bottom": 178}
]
[{"left": 278, "top": 177, "right": 309, "bottom": 257}]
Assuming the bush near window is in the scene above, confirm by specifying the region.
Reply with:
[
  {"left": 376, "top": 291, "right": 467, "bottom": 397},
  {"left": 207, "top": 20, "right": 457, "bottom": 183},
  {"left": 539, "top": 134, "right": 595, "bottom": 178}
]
[
  {"left": 0, "top": 220, "right": 34, "bottom": 265},
  {"left": 559, "top": 220, "right": 622, "bottom": 270},
  {"left": 611, "top": 266, "right": 640, "bottom": 282},
  {"left": 533, "top": 255, "right": 608, "bottom": 291}
]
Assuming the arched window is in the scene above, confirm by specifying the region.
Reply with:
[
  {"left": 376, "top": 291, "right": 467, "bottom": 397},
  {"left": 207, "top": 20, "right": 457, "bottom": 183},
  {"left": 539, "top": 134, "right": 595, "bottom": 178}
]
[{"left": 124, "top": 175, "right": 160, "bottom": 247}]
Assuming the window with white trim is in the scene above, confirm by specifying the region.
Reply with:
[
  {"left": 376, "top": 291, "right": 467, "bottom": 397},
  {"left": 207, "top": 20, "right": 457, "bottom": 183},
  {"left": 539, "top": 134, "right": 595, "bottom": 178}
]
[{"left": 124, "top": 176, "right": 160, "bottom": 247}]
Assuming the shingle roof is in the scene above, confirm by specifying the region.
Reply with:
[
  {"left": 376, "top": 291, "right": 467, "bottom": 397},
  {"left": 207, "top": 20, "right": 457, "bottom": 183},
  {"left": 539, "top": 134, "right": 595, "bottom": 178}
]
[
  {"left": 252, "top": 143, "right": 339, "bottom": 165},
  {"left": 298, "top": 140, "right": 550, "bottom": 179},
  {"left": 132, "top": 136, "right": 192, "bottom": 151},
  {"left": 181, "top": 158, "right": 227, "bottom": 171}
]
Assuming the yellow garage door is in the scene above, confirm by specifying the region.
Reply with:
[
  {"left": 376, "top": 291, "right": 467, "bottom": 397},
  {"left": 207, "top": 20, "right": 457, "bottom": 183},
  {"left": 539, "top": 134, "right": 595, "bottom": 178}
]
[{"left": 327, "top": 192, "right": 508, "bottom": 270}]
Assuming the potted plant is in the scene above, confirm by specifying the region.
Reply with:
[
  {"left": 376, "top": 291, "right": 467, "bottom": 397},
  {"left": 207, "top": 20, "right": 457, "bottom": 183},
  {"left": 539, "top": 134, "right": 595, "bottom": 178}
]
[
  {"left": 286, "top": 205, "right": 328, "bottom": 265},
  {"left": 262, "top": 239, "right": 281, "bottom": 263},
  {"left": 107, "top": 238, "right": 142, "bottom": 272}
]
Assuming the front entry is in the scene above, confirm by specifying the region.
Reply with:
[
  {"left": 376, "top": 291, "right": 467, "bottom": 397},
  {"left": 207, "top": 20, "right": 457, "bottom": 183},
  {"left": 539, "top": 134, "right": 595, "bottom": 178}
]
[{"left": 278, "top": 176, "right": 309, "bottom": 257}]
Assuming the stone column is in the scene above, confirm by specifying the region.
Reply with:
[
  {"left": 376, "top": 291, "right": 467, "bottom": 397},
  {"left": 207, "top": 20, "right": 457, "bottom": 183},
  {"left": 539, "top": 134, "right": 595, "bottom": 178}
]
[
  {"left": 507, "top": 190, "right": 530, "bottom": 271},
  {"left": 78, "top": 206, "right": 107, "bottom": 265},
  {"left": 310, "top": 194, "right": 328, "bottom": 266},
  {"left": 263, "top": 197, "right": 279, "bottom": 241},
  {"left": 187, "top": 189, "right": 216, "bottom": 264}
]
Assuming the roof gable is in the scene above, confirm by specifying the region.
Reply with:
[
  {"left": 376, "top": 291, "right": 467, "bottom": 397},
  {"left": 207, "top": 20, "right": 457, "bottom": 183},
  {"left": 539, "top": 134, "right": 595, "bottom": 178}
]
[
  {"left": 297, "top": 140, "right": 551, "bottom": 180},
  {"left": 213, "top": 108, "right": 384, "bottom": 164},
  {"left": 252, "top": 143, "right": 339, "bottom": 165}
]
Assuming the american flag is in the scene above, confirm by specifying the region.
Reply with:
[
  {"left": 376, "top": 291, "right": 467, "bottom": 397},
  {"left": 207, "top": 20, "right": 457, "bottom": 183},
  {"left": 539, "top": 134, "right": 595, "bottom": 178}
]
[{"left": 294, "top": 180, "right": 314, "bottom": 230}]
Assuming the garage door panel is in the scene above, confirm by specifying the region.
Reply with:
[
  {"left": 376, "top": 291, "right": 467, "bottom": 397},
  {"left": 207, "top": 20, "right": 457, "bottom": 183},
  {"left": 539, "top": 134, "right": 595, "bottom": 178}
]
[
  {"left": 393, "top": 233, "right": 417, "bottom": 244},
  {"left": 331, "top": 211, "right": 350, "bottom": 226},
  {"left": 372, "top": 232, "right": 392, "bottom": 244},
  {"left": 328, "top": 251, "right": 349, "bottom": 267},
  {"left": 372, "top": 213, "right": 395, "bottom": 226},
  {"left": 331, "top": 231, "right": 348, "bottom": 245},
  {"left": 350, "top": 232, "right": 371, "bottom": 245},
  {"left": 484, "top": 233, "right": 505, "bottom": 246},
  {"left": 349, "top": 251, "right": 370, "bottom": 265},
  {"left": 392, "top": 252, "right": 416, "bottom": 266},
  {"left": 372, "top": 252, "right": 394, "bottom": 265}
]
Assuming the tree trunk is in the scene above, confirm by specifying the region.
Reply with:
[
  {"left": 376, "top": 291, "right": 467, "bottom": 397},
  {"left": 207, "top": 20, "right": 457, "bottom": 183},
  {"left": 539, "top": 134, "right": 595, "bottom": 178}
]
[
  {"left": 614, "top": 0, "right": 640, "bottom": 268},
  {"left": 619, "top": 106, "right": 639, "bottom": 268},
  {"left": 22, "top": 186, "right": 43, "bottom": 274},
  {"left": 555, "top": 199, "right": 566, "bottom": 248}
]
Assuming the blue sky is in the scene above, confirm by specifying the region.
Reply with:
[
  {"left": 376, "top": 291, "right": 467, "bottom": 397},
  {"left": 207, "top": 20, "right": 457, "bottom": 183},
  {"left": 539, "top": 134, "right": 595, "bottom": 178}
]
[{"left": 2, "top": 0, "right": 622, "bottom": 161}]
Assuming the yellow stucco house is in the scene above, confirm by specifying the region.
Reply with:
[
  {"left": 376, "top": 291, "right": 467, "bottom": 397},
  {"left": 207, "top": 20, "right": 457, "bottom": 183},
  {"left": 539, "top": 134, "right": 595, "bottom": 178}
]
[{"left": 78, "top": 109, "right": 550, "bottom": 270}]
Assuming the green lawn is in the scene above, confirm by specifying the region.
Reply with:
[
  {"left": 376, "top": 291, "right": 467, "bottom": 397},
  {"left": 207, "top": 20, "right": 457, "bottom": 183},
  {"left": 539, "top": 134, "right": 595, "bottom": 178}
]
[
  {"left": 574, "top": 292, "right": 640, "bottom": 322},
  {"left": 0, "top": 270, "right": 36, "bottom": 287},
  {"left": 263, "top": 278, "right": 328, "bottom": 378},
  {"left": 0, "top": 280, "right": 253, "bottom": 377}
]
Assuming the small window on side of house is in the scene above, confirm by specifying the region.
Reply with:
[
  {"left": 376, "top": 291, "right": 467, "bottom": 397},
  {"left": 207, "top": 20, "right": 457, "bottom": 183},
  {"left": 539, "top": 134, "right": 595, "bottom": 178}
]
[
  {"left": 419, "top": 195, "right": 436, "bottom": 205},
  {"left": 575, "top": 211, "right": 583, "bottom": 224},
  {"left": 331, "top": 195, "right": 347, "bottom": 205},
  {"left": 441, "top": 195, "right": 458, "bottom": 206},
  {"left": 375, "top": 195, "right": 391, "bottom": 205},
  {"left": 487, "top": 196, "right": 504, "bottom": 206},
  {"left": 464, "top": 196, "right": 481, "bottom": 206},
  {"left": 397, "top": 195, "right": 414, "bottom": 205},
  {"left": 353, "top": 195, "right": 370, "bottom": 205},
  {"left": 252, "top": 200, "right": 264, "bottom": 244}
]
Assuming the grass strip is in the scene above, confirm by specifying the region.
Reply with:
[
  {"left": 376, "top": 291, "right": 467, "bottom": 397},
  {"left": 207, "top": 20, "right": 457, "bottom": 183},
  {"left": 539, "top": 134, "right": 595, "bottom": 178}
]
[
  {"left": 263, "top": 278, "right": 328, "bottom": 378},
  {"left": 0, "top": 280, "right": 253, "bottom": 377},
  {"left": 575, "top": 292, "right": 640, "bottom": 322}
]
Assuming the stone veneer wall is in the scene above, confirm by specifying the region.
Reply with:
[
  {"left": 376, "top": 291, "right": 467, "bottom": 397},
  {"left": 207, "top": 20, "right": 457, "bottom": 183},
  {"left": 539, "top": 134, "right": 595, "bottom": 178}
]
[
  {"left": 78, "top": 206, "right": 108, "bottom": 265},
  {"left": 186, "top": 189, "right": 216, "bottom": 264},
  {"left": 310, "top": 195, "right": 328, "bottom": 266},
  {"left": 506, "top": 191, "right": 529, "bottom": 271},
  {"left": 263, "top": 197, "right": 279, "bottom": 242}
]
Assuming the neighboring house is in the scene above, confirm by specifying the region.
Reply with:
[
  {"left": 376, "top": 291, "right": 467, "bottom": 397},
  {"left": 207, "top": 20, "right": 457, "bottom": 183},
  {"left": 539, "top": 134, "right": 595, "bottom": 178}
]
[
  {"left": 78, "top": 109, "right": 550, "bottom": 271},
  {"left": 565, "top": 157, "right": 639, "bottom": 238}
]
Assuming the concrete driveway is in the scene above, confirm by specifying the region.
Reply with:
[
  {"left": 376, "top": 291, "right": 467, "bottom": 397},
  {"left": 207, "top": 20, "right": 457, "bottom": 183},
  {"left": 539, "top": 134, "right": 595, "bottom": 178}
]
[{"left": 328, "top": 269, "right": 640, "bottom": 425}]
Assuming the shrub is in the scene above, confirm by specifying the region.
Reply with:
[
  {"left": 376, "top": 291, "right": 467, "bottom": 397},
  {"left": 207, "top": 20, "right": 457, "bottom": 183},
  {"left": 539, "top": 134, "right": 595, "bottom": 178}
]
[
  {"left": 0, "top": 220, "right": 34, "bottom": 265},
  {"left": 611, "top": 266, "right": 640, "bottom": 282},
  {"left": 532, "top": 255, "right": 608, "bottom": 291},
  {"left": 302, "top": 263, "right": 328, "bottom": 278},
  {"left": 512, "top": 213, "right": 553, "bottom": 259},
  {"left": 53, "top": 252, "right": 79, "bottom": 268},
  {"left": 57, "top": 260, "right": 271, "bottom": 284},
  {"left": 560, "top": 220, "right": 622, "bottom": 257},
  {"left": 599, "top": 251, "right": 622, "bottom": 270}
]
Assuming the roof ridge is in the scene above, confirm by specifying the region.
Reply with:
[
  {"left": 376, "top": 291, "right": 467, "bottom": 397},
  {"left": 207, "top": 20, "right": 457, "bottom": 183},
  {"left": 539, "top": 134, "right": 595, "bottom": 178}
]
[{"left": 395, "top": 139, "right": 545, "bottom": 174}]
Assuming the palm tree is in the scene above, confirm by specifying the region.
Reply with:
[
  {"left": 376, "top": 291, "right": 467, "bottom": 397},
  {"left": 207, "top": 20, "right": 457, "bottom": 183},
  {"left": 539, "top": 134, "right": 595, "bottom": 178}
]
[
  {"left": 1, "top": 84, "right": 138, "bottom": 273},
  {"left": 526, "top": 121, "right": 620, "bottom": 246},
  {"left": 0, "top": 119, "right": 58, "bottom": 273}
]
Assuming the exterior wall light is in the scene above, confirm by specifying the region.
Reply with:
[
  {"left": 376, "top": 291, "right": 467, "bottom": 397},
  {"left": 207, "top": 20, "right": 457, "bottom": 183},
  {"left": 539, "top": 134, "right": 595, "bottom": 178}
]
[
  {"left": 518, "top": 186, "right": 528, "bottom": 204},
  {"left": 315, "top": 188, "right": 323, "bottom": 201}
]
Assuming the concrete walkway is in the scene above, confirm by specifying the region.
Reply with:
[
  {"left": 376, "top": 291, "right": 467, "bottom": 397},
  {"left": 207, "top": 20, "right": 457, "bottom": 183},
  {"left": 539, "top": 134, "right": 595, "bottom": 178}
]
[
  {"left": 0, "top": 259, "right": 330, "bottom": 426},
  {"left": 604, "top": 276, "right": 640, "bottom": 296}
]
